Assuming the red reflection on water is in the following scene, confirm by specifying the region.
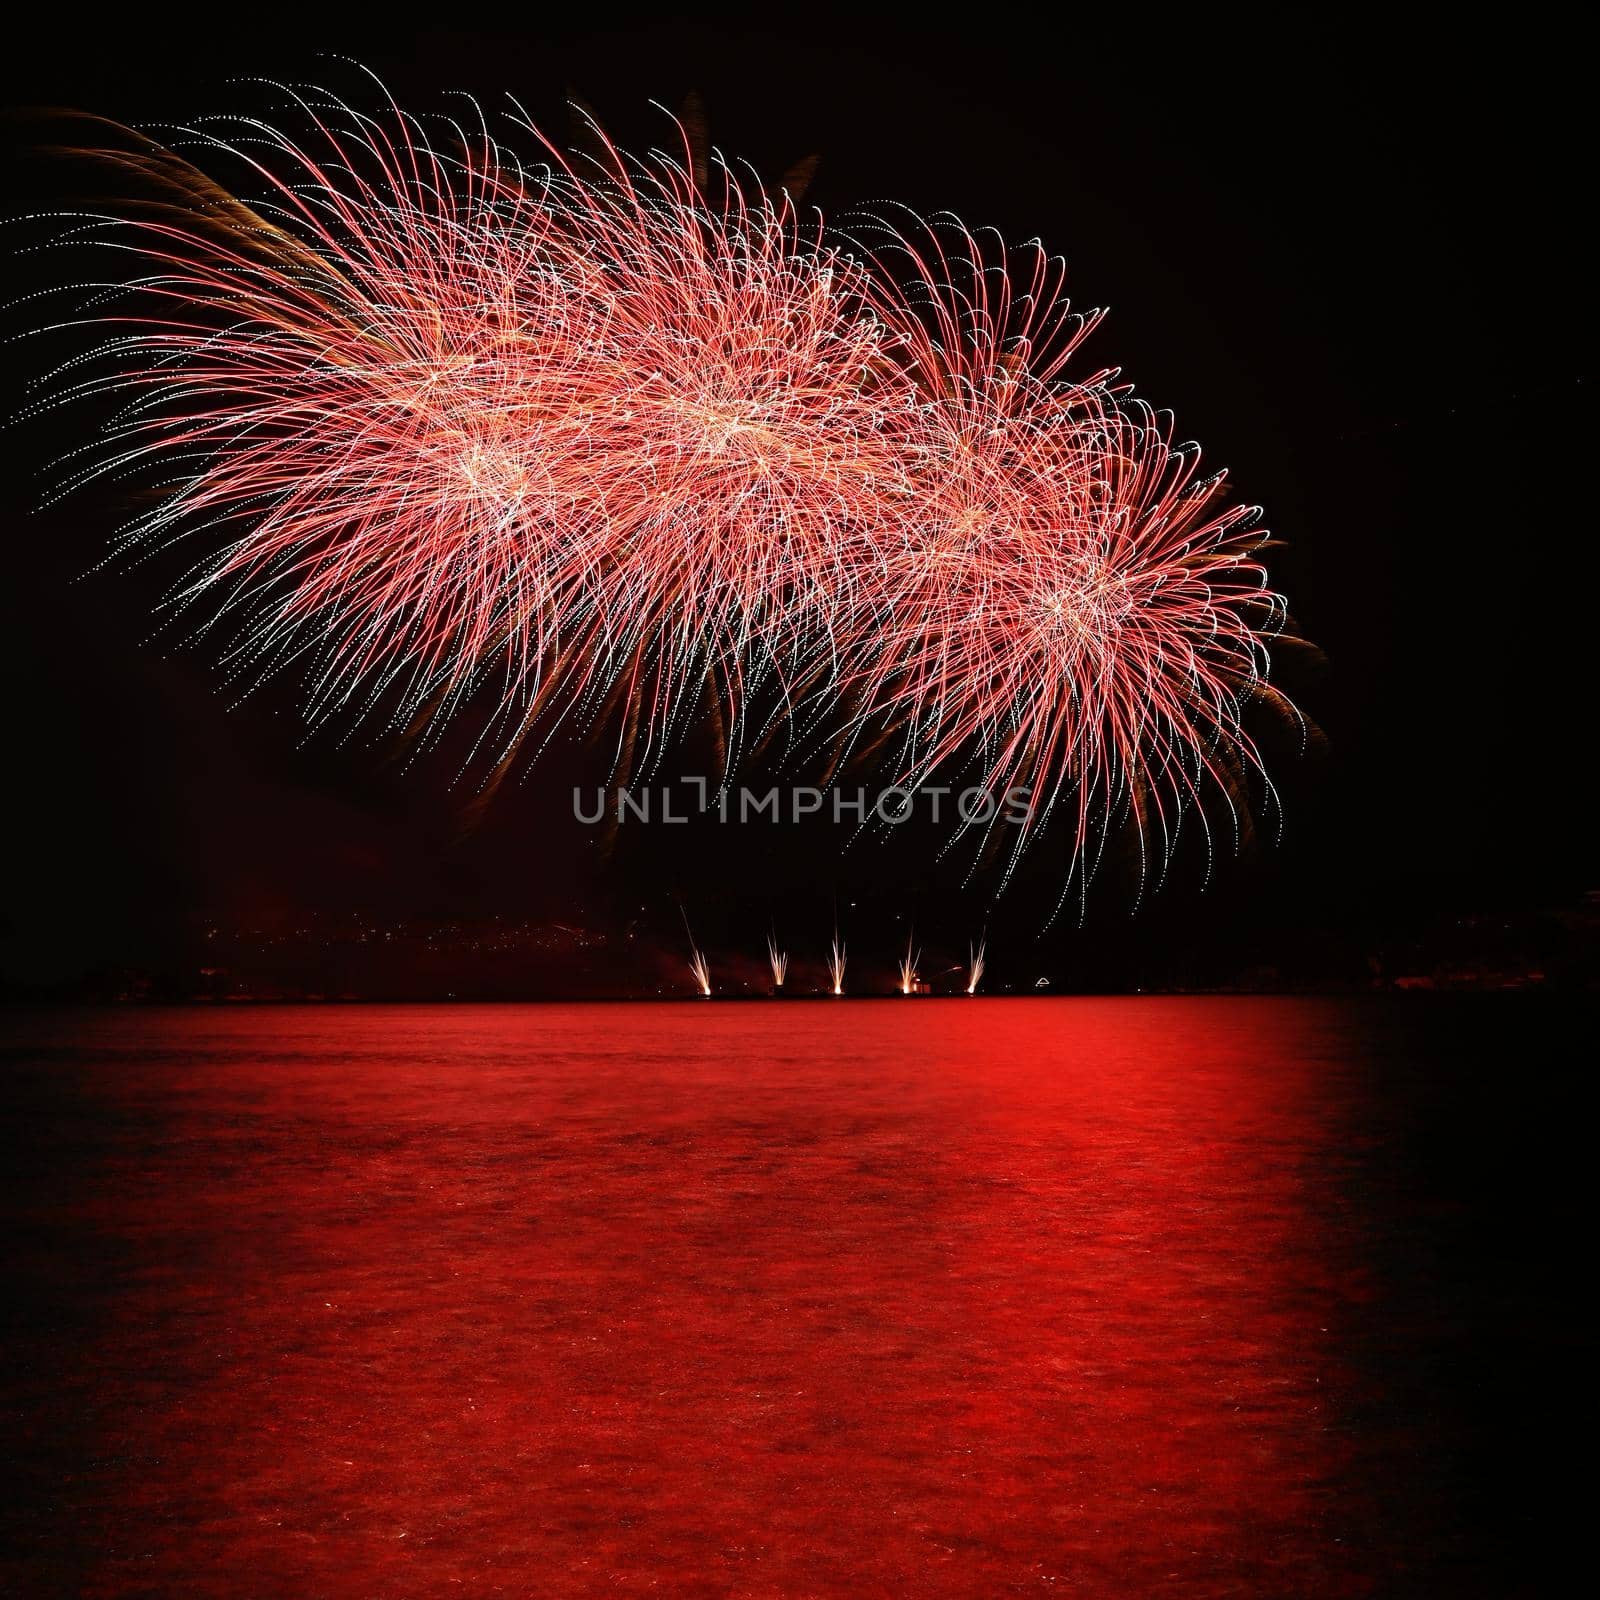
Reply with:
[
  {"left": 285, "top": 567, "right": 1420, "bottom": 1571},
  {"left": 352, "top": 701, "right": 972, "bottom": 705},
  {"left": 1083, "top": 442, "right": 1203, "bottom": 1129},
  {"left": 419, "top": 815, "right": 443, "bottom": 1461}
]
[{"left": 9, "top": 1000, "right": 1373, "bottom": 1595}]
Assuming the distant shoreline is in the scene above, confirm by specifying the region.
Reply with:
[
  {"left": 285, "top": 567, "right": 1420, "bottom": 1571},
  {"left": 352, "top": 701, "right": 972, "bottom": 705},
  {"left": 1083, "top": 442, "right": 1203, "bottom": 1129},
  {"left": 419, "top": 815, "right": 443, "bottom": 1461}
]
[{"left": 0, "top": 987, "right": 1573, "bottom": 1009}]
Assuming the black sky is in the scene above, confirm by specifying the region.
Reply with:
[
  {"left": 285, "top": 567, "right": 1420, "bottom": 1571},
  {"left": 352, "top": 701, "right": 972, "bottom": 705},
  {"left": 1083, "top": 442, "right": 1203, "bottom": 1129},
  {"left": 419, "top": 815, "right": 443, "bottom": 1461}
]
[{"left": 2, "top": 10, "right": 1593, "bottom": 988}]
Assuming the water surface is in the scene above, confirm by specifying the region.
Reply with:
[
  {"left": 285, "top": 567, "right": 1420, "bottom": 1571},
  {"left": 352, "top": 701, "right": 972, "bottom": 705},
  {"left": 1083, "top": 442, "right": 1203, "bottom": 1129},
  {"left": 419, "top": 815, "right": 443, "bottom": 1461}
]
[{"left": 1, "top": 998, "right": 1584, "bottom": 1596}]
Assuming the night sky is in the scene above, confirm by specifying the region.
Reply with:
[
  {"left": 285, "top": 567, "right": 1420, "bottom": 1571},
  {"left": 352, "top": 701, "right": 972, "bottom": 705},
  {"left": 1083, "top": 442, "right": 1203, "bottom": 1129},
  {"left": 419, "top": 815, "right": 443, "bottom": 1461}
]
[{"left": 2, "top": 13, "right": 1592, "bottom": 992}]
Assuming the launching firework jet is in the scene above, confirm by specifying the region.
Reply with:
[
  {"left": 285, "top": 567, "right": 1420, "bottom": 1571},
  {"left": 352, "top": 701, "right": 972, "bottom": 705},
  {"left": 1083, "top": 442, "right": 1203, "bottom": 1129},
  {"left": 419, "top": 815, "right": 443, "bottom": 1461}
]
[
  {"left": 898, "top": 935, "right": 921, "bottom": 997},
  {"left": 966, "top": 937, "right": 987, "bottom": 995},
  {"left": 27, "top": 75, "right": 1305, "bottom": 908},
  {"left": 688, "top": 949, "right": 712, "bottom": 997},
  {"left": 767, "top": 933, "right": 789, "bottom": 990},
  {"left": 681, "top": 909, "right": 711, "bottom": 996},
  {"left": 827, "top": 934, "right": 847, "bottom": 996}
]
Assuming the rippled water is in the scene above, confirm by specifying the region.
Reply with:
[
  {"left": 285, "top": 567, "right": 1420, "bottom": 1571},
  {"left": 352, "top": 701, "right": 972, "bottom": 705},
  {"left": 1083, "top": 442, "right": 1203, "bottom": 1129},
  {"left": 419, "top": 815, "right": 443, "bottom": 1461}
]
[{"left": 1, "top": 998, "right": 1584, "bottom": 1596}]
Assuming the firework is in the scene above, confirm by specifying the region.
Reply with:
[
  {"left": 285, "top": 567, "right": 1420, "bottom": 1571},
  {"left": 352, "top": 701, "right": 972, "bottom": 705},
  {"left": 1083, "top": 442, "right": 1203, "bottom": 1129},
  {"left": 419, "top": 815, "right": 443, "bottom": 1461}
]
[
  {"left": 28, "top": 77, "right": 1303, "bottom": 906},
  {"left": 30, "top": 88, "right": 904, "bottom": 766},
  {"left": 827, "top": 933, "right": 847, "bottom": 996},
  {"left": 766, "top": 932, "right": 789, "bottom": 990},
  {"left": 898, "top": 933, "right": 920, "bottom": 996},
  {"left": 837, "top": 216, "right": 1296, "bottom": 904},
  {"left": 34, "top": 100, "right": 587, "bottom": 745},
  {"left": 688, "top": 949, "right": 712, "bottom": 997},
  {"left": 966, "top": 936, "right": 987, "bottom": 995},
  {"left": 681, "top": 908, "right": 711, "bottom": 995}
]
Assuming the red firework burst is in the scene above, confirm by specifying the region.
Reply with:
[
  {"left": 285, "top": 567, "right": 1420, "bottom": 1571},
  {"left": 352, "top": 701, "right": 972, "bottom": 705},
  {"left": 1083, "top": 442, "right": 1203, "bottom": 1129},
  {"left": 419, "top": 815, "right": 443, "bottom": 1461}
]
[
  {"left": 835, "top": 217, "right": 1298, "bottom": 897},
  {"left": 23, "top": 78, "right": 1304, "bottom": 901}
]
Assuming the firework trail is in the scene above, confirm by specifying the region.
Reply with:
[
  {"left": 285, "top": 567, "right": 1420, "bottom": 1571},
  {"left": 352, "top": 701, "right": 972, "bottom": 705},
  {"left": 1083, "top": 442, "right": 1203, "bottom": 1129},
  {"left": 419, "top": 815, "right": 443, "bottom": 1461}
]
[
  {"left": 688, "top": 948, "right": 712, "bottom": 997},
  {"left": 766, "top": 931, "right": 789, "bottom": 989},
  {"left": 827, "top": 932, "right": 847, "bottom": 995},
  {"left": 966, "top": 935, "right": 987, "bottom": 995},
  {"left": 898, "top": 933, "right": 920, "bottom": 996},
  {"left": 680, "top": 908, "right": 711, "bottom": 995},
  {"left": 22, "top": 75, "right": 1305, "bottom": 905}
]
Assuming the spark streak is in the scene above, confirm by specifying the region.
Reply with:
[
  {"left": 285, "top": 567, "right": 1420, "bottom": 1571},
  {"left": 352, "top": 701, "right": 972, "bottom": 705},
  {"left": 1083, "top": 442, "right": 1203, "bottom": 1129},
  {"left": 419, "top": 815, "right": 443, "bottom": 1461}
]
[
  {"left": 688, "top": 948, "right": 712, "bottom": 997},
  {"left": 966, "top": 936, "right": 987, "bottom": 995},
  {"left": 681, "top": 907, "right": 711, "bottom": 995},
  {"left": 767, "top": 932, "right": 789, "bottom": 990},
  {"left": 898, "top": 934, "right": 920, "bottom": 996}
]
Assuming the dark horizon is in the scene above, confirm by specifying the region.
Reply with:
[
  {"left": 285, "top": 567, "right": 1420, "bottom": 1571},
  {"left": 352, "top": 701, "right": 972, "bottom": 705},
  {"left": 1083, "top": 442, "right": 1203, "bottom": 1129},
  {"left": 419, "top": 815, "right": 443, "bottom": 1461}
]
[{"left": 6, "top": 895, "right": 1593, "bottom": 1003}]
